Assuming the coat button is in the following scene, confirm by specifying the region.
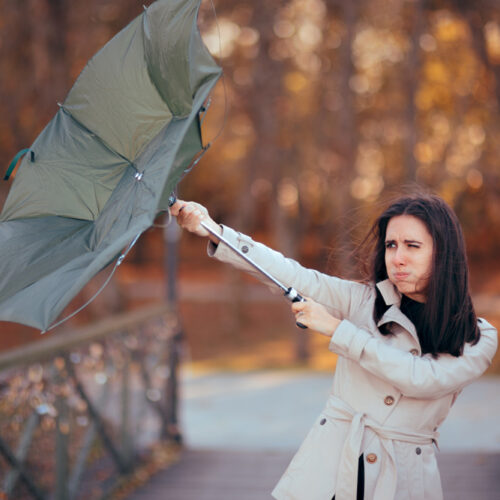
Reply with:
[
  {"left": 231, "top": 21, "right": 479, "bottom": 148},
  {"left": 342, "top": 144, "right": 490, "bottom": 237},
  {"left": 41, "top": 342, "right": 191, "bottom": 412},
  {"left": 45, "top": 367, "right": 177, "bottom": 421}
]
[
  {"left": 416, "top": 447, "right": 422, "bottom": 455},
  {"left": 410, "top": 349, "right": 419, "bottom": 356},
  {"left": 241, "top": 245, "right": 249, "bottom": 253},
  {"left": 366, "top": 453, "right": 377, "bottom": 464},
  {"left": 320, "top": 418, "right": 326, "bottom": 425},
  {"left": 384, "top": 395, "right": 395, "bottom": 406}
]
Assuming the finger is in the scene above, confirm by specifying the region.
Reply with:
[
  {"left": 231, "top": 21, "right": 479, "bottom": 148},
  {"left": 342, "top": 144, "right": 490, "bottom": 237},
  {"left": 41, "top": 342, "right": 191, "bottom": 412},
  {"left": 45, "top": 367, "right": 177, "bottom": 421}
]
[
  {"left": 185, "top": 207, "right": 204, "bottom": 225},
  {"left": 179, "top": 204, "right": 198, "bottom": 223},
  {"left": 178, "top": 202, "right": 198, "bottom": 220},
  {"left": 170, "top": 200, "right": 186, "bottom": 216},
  {"left": 294, "top": 311, "right": 308, "bottom": 326},
  {"left": 183, "top": 208, "right": 209, "bottom": 234},
  {"left": 291, "top": 302, "right": 307, "bottom": 313}
]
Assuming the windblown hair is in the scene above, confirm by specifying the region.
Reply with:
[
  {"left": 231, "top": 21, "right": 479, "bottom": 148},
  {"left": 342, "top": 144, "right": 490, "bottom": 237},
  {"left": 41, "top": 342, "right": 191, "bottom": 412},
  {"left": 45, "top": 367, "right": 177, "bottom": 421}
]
[{"left": 367, "top": 193, "right": 480, "bottom": 357}]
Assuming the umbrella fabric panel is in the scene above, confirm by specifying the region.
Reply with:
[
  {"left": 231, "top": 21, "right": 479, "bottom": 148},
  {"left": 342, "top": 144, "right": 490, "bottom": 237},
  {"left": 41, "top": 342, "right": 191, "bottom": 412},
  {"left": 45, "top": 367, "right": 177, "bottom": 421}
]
[
  {"left": 0, "top": 217, "right": 93, "bottom": 309},
  {"left": 127, "top": 77, "right": 219, "bottom": 217},
  {"left": 23, "top": 208, "right": 153, "bottom": 331},
  {"left": 0, "top": 110, "right": 211, "bottom": 330},
  {"left": 0, "top": 109, "right": 130, "bottom": 222},
  {"left": 89, "top": 164, "right": 155, "bottom": 250},
  {"left": 0, "top": 0, "right": 222, "bottom": 331},
  {"left": 157, "top": 116, "right": 202, "bottom": 211},
  {"left": 144, "top": 0, "right": 222, "bottom": 118},
  {"left": 0, "top": 166, "right": 155, "bottom": 331},
  {"left": 90, "top": 105, "right": 204, "bottom": 252},
  {"left": 64, "top": 14, "right": 173, "bottom": 162},
  {"left": 0, "top": 225, "right": 123, "bottom": 330}
]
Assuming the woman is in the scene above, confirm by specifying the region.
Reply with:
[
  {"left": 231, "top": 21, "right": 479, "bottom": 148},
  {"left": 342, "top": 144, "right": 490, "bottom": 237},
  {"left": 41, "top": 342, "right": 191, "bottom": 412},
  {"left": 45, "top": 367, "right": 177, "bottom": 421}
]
[{"left": 170, "top": 193, "right": 497, "bottom": 500}]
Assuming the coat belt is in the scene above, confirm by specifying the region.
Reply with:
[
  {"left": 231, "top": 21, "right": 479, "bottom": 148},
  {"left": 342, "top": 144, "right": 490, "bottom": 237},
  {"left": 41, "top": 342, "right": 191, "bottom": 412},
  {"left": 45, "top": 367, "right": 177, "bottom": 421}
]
[{"left": 323, "top": 396, "right": 439, "bottom": 500}]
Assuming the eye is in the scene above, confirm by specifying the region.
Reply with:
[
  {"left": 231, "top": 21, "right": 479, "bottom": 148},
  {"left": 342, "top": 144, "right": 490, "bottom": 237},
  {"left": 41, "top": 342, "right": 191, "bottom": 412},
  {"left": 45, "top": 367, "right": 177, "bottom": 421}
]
[
  {"left": 385, "top": 241, "right": 396, "bottom": 249},
  {"left": 407, "top": 243, "right": 421, "bottom": 249}
]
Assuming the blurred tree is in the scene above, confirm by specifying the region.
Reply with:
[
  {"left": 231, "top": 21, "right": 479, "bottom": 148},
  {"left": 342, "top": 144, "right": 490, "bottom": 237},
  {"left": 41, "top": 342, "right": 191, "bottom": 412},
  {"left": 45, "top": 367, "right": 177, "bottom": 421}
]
[{"left": 1, "top": 0, "right": 500, "bottom": 293}]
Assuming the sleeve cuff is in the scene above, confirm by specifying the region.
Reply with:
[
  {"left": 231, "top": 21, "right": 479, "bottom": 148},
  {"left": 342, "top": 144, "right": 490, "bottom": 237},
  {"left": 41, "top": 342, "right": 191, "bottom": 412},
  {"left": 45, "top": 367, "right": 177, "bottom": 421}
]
[
  {"left": 329, "top": 320, "right": 371, "bottom": 361},
  {"left": 206, "top": 225, "right": 237, "bottom": 258},
  {"left": 207, "top": 239, "right": 218, "bottom": 257}
]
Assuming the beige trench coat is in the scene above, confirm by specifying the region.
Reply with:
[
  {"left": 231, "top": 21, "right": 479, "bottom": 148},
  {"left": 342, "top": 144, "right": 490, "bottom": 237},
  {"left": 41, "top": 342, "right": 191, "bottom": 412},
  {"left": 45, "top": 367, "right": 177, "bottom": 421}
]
[{"left": 208, "top": 225, "right": 498, "bottom": 500}]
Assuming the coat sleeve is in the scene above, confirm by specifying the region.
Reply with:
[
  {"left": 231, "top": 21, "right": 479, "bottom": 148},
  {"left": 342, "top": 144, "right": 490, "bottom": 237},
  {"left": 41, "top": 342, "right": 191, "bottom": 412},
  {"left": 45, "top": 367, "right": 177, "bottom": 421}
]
[
  {"left": 207, "top": 225, "right": 371, "bottom": 320},
  {"left": 329, "top": 319, "right": 498, "bottom": 399}
]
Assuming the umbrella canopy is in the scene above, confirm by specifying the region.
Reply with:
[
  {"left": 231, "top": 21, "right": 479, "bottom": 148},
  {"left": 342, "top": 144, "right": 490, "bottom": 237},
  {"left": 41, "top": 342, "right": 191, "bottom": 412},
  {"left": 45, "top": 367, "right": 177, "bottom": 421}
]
[{"left": 0, "top": 0, "right": 222, "bottom": 331}]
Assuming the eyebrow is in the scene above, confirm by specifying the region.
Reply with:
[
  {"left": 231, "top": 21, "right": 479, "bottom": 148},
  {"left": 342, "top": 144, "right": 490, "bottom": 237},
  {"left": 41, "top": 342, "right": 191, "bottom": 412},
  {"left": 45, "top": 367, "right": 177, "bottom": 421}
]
[{"left": 385, "top": 239, "right": 423, "bottom": 245}]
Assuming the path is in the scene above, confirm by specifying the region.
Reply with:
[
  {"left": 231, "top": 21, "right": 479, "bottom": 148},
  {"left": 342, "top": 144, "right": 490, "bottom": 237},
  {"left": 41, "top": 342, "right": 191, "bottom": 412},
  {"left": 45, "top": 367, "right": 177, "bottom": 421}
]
[
  {"left": 127, "top": 372, "right": 500, "bottom": 499},
  {"left": 128, "top": 449, "right": 500, "bottom": 500}
]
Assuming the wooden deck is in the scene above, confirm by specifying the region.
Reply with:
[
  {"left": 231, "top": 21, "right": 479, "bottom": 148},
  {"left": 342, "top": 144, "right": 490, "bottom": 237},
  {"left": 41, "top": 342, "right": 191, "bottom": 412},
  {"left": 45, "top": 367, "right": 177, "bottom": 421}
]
[{"left": 127, "top": 449, "right": 500, "bottom": 500}]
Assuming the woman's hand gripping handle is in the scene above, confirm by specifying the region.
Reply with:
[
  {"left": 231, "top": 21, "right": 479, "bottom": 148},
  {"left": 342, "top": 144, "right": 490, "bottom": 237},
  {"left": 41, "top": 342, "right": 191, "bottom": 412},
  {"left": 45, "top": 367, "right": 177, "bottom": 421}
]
[
  {"left": 284, "top": 287, "right": 308, "bottom": 329},
  {"left": 292, "top": 297, "right": 342, "bottom": 337},
  {"left": 170, "top": 198, "right": 221, "bottom": 245}
]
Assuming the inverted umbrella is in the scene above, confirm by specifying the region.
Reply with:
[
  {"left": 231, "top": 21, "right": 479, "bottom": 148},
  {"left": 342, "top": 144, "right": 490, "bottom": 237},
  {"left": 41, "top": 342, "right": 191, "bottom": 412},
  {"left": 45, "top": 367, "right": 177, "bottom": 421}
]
[{"left": 0, "top": 0, "right": 222, "bottom": 331}]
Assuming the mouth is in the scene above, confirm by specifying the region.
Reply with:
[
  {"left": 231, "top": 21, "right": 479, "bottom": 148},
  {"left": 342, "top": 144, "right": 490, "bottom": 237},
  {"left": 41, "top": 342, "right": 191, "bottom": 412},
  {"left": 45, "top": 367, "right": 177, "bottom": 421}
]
[{"left": 393, "top": 272, "right": 410, "bottom": 280}]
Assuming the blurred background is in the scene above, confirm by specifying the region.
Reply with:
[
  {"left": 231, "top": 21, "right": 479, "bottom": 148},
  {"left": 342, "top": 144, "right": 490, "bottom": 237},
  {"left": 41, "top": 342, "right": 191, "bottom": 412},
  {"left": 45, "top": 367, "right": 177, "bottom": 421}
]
[
  {"left": 1, "top": 0, "right": 499, "bottom": 366},
  {"left": 1, "top": 1, "right": 500, "bottom": 498}
]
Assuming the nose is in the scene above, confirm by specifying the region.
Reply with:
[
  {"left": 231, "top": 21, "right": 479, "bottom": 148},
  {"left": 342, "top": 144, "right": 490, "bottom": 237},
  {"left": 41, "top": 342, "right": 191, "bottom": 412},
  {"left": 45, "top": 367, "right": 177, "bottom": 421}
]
[{"left": 393, "top": 246, "right": 407, "bottom": 266}]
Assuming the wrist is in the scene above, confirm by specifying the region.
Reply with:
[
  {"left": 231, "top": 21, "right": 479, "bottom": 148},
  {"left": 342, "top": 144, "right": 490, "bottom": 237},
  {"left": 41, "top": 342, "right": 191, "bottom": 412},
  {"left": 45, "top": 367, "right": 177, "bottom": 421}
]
[
  {"left": 316, "top": 316, "right": 341, "bottom": 337},
  {"left": 329, "top": 317, "right": 341, "bottom": 336}
]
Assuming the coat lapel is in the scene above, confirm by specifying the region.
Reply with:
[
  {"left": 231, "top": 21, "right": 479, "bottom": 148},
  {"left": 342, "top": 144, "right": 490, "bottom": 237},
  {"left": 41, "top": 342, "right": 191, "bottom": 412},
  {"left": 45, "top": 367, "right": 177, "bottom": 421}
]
[{"left": 376, "top": 279, "right": 420, "bottom": 346}]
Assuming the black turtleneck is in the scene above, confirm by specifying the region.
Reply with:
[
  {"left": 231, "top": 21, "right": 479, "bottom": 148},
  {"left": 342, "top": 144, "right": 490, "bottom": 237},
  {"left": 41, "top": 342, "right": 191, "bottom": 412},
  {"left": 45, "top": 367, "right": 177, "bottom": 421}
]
[{"left": 400, "top": 294, "right": 427, "bottom": 350}]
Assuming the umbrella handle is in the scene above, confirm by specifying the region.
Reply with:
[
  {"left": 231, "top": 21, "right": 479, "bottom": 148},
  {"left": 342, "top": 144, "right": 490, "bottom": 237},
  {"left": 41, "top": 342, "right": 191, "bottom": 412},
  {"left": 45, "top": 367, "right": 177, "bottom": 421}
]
[{"left": 285, "top": 288, "right": 308, "bottom": 329}]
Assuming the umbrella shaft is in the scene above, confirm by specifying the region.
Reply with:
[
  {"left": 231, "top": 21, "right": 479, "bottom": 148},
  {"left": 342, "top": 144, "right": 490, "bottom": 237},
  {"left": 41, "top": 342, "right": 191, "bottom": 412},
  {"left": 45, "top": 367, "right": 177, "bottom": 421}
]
[
  {"left": 200, "top": 222, "right": 288, "bottom": 293},
  {"left": 200, "top": 221, "right": 308, "bottom": 330}
]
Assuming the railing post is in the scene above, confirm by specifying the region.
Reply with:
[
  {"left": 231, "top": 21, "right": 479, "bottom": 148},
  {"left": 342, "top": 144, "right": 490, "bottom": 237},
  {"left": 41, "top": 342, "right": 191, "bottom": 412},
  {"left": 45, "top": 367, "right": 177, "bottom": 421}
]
[
  {"left": 164, "top": 216, "right": 183, "bottom": 444},
  {"left": 3, "top": 411, "right": 40, "bottom": 495},
  {"left": 164, "top": 216, "right": 180, "bottom": 305},
  {"left": 67, "top": 384, "right": 109, "bottom": 500},
  {"left": 54, "top": 361, "right": 70, "bottom": 500},
  {"left": 64, "top": 356, "right": 130, "bottom": 475},
  {"left": 0, "top": 435, "right": 46, "bottom": 500},
  {"left": 120, "top": 346, "right": 133, "bottom": 465}
]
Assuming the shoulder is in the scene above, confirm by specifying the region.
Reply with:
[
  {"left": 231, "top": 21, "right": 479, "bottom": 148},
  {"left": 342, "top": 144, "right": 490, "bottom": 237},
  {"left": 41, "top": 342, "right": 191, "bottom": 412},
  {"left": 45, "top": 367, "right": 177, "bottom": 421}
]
[
  {"left": 469, "top": 317, "right": 498, "bottom": 360},
  {"left": 340, "top": 280, "right": 377, "bottom": 318},
  {"left": 355, "top": 280, "right": 377, "bottom": 303},
  {"left": 477, "top": 317, "right": 498, "bottom": 346},
  {"left": 477, "top": 317, "right": 497, "bottom": 333}
]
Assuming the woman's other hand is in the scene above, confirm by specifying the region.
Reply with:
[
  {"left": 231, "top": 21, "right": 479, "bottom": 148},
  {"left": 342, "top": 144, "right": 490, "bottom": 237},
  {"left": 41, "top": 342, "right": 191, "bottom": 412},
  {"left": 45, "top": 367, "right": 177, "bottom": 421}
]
[
  {"left": 292, "top": 298, "right": 341, "bottom": 337},
  {"left": 170, "top": 199, "right": 222, "bottom": 243}
]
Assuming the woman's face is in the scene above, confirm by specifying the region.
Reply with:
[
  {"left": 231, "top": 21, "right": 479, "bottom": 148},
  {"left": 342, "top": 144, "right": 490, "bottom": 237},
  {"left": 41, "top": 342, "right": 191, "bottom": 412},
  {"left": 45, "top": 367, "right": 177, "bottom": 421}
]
[{"left": 384, "top": 215, "right": 434, "bottom": 302}]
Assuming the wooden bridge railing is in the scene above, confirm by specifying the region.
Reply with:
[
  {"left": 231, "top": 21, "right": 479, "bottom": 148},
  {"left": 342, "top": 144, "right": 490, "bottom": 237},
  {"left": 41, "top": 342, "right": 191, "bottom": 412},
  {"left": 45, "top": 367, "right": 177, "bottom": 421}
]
[{"left": 0, "top": 302, "right": 183, "bottom": 500}]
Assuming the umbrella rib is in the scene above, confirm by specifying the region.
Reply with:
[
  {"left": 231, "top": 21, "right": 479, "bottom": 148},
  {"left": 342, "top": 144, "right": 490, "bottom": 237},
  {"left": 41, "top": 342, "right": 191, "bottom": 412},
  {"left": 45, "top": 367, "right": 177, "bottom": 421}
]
[
  {"left": 57, "top": 104, "right": 139, "bottom": 173},
  {"left": 41, "top": 233, "right": 141, "bottom": 334}
]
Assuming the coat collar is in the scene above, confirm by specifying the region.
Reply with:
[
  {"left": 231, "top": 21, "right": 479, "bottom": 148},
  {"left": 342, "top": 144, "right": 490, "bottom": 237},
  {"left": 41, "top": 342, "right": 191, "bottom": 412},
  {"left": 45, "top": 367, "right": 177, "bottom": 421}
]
[
  {"left": 375, "top": 279, "right": 420, "bottom": 346},
  {"left": 376, "top": 279, "right": 401, "bottom": 306}
]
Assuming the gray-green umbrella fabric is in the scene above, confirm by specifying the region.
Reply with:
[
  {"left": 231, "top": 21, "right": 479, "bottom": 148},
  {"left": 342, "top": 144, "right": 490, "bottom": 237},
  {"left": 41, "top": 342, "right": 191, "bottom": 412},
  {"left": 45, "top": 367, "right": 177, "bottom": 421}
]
[{"left": 0, "top": 0, "right": 221, "bottom": 331}]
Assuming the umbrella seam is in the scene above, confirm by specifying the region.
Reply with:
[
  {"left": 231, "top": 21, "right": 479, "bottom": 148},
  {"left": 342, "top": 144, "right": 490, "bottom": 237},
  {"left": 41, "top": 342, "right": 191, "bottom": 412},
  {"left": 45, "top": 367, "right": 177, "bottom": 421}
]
[{"left": 57, "top": 104, "right": 140, "bottom": 173}]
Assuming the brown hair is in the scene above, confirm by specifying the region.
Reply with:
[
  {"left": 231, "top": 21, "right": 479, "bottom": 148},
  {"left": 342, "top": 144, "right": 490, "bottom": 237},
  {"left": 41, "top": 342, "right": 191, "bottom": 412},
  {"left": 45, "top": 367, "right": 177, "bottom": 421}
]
[{"left": 367, "top": 193, "right": 480, "bottom": 357}]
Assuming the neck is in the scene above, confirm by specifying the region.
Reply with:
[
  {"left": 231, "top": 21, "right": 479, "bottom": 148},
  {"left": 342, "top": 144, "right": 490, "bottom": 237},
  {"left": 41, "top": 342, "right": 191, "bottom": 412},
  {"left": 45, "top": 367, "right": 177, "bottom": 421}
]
[{"left": 403, "top": 293, "right": 426, "bottom": 303}]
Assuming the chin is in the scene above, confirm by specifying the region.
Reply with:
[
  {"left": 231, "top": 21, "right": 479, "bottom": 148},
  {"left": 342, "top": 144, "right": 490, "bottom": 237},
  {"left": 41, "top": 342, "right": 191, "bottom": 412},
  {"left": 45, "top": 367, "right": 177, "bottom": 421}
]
[
  {"left": 394, "top": 282, "right": 416, "bottom": 296},
  {"left": 398, "top": 286, "right": 426, "bottom": 302}
]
